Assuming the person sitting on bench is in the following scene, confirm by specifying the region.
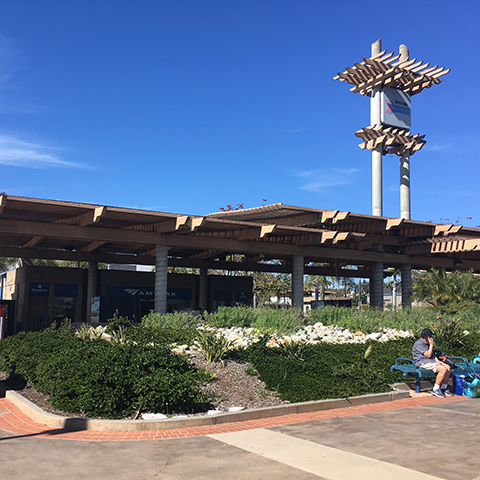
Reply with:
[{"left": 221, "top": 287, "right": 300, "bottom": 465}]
[{"left": 412, "top": 328, "right": 453, "bottom": 398}]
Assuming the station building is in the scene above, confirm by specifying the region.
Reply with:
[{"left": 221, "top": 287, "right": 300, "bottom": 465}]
[{"left": 1, "top": 265, "right": 252, "bottom": 332}]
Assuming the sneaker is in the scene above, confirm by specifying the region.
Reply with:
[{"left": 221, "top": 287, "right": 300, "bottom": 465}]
[
  {"left": 442, "top": 389, "right": 454, "bottom": 397},
  {"left": 431, "top": 389, "right": 445, "bottom": 398}
]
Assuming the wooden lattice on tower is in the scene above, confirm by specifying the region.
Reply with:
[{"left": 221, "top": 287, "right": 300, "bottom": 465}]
[
  {"left": 355, "top": 125, "right": 426, "bottom": 157},
  {"left": 334, "top": 49, "right": 450, "bottom": 97}
]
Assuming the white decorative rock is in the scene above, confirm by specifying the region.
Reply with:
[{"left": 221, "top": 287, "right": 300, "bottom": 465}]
[
  {"left": 228, "top": 406, "right": 245, "bottom": 412},
  {"left": 142, "top": 413, "right": 168, "bottom": 420}
]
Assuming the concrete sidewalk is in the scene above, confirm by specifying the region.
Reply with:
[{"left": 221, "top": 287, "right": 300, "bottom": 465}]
[{"left": 1, "top": 394, "right": 480, "bottom": 480}]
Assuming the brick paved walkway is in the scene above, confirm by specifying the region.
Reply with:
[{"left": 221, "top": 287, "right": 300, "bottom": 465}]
[{"left": 0, "top": 395, "right": 465, "bottom": 442}]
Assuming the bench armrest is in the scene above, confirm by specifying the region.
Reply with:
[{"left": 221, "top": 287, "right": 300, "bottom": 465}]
[
  {"left": 392, "top": 357, "right": 415, "bottom": 367},
  {"left": 451, "top": 356, "right": 468, "bottom": 364}
]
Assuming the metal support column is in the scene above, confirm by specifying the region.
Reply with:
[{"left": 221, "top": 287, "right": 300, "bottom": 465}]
[{"left": 154, "top": 245, "right": 168, "bottom": 314}]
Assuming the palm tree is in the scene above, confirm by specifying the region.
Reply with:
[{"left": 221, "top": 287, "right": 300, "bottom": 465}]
[{"left": 412, "top": 268, "right": 480, "bottom": 306}]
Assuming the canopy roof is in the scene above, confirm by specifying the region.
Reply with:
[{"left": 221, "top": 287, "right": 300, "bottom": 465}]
[{"left": 1, "top": 194, "right": 480, "bottom": 277}]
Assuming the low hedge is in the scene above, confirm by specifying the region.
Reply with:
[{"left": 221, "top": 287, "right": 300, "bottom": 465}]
[
  {"left": 232, "top": 333, "right": 480, "bottom": 403},
  {"left": 2, "top": 326, "right": 480, "bottom": 418},
  {"left": 0, "top": 328, "right": 208, "bottom": 419}
]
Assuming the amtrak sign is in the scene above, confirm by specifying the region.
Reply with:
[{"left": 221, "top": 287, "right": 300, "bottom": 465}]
[{"left": 381, "top": 87, "right": 411, "bottom": 128}]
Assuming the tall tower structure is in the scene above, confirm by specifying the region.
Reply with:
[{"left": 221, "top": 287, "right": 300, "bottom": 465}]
[{"left": 334, "top": 39, "right": 450, "bottom": 308}]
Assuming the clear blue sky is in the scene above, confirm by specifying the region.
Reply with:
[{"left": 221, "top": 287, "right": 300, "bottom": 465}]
[{"left": 1, "top": 1, "right": 479, "bottom": 226}]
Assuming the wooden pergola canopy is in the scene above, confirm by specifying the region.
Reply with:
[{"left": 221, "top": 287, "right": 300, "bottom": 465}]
[
  {"left": 1, "top": 194, "right": 480, "bottom": 276},
  {"left": 355, "top": 125, "right": 426, "bottom": 156},
  {"left": 334, "top": 49, "right": 450, "bottom": 96}
]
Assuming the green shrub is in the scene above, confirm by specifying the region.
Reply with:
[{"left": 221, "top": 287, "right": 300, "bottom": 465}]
[
  {"left": 232, "top": 334, "right": 480, "bottom": 404},
  {"left": 0, "top": 329, "right": 208, "bottom": 418},
  {"left": 105, "top": 311, "right": 134, "bottom": 334},
  {"left": 308, "top": 306, "right": 480, "bottom": 336},
  {"left": 140, "top": 311, "right": 202, "bottom": 345},
  {"left": 205, "top": 306, "right": 257, "bottom": 329},
  {"left": 253, "top": 308, "right": 305, "bottom": 334},
  {"left": 205, "top": 306, "right": 305, "bottom": 335},
  {"left": 276, "top": 340, "right": 312, "bottom": 362}
]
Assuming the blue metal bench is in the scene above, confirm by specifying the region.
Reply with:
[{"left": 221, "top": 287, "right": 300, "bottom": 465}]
[
  {"left": 390, "top": 356, "right": 474, "bottom": 393},
  {"left": 469, "top": 355, "right": 480, "bottom": 373}
]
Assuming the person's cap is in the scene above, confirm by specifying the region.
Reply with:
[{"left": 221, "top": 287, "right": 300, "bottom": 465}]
[{"left": 421, "top": 328, "right": 435, "bottom": 337}]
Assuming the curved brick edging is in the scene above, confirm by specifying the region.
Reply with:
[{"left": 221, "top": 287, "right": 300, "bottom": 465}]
[{"left": 0, "top": 380, "right": 410, "bottom": 432}]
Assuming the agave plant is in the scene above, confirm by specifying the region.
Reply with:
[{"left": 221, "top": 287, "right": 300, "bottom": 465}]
[
  {"left": 196, "top": 330, "right": 236, "bottom": 362},
  {"left": 277, "top": 339, "right": 310, "bottom": 361}
]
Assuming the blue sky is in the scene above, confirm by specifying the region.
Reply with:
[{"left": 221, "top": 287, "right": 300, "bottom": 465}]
[{"left": 1, "top": 1, "right": 479, "bottom": 226}]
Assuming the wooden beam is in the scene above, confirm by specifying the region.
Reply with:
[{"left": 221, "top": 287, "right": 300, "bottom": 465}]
[
  {"left": 236, "top": 227, "right": 262, "bottom": 240},
  {"left": 434, "top": 224, "right": 462, "bottom": 236},
  {"left": 191, "top": 217, "right": 205, "bottom": 231},
  {"left": 167, "top": 258, "right": 373, "bottom": 277},
  {"left": 154, "top": 219, "right": 177, "bottom": 233},
  {"left": 386, "top": 218, "right": 404, "bottom": 230},
  {"left": 175, "top": 216, "right": 191, "bottom": 231},
  {"left": 260, "top": 225, "right": 276, "bottom": 237},
  {"left": 54, "top": 206, "right": 108, "bottom": 226},
  {"left": 22, "top": 236, "right": 43, "bottom": 248},
  {"left": 0, "top": 246, "right": 155, "bottom": 265},
  {"left": 0, "top": 218, "right": 411, "bottom": 264},
  {"left": 0, "top": 193, "right": 6, "bottom": 215},
  {"left": 78, "top": 241, "right": 106, "bottom": 253}
]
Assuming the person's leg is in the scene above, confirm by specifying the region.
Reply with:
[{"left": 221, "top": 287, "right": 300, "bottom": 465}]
[
  {"left": 422, "top": 363, "right": 446, "bottom": 397},
  {"left": 435, "top": 364, "right": 452, "bottom": 393},
  {"left": 440, "top": 365, "right": 452, "bottom": 395}
]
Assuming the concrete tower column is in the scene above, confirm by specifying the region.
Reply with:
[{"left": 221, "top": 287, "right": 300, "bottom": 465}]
[
  {"left": 372, "top": 147, "right": 383, "bottom": 216},
  {"left": 370, "top": 40, "right": 384, "bottom": 309},
  {"left": 199, "top": 267, "right": 208, "bottom": 311},
  {"left": 86, "top": 261, "right": 98, "bottom": 323},
  {"left": 399, "top": 44, "right": 412, "bottom": 308},
  {"left": 371, "top": 40, "right": 383, "bottom": 217},
  {"left": 154, "top": 245, "right": 168, "bottom": 314},
  {"left": 399, "top": 43, "right": 411, "bottom": 221},
  {"left": 291, "top": 255, "right": 304, "bottom": 310},
  {"left": 399, "top": 44, "right": 409, "bottom": 61},
  {"left": 400, "top": 152, "right": 411, "bottom": 220}
]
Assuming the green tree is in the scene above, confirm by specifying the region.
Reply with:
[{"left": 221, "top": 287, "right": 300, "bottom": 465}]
[
  {"left": 385, "top": 268, "right": 401, "bottom": 310},
  {"left": 252, "top": 271, "right": 291, "bottom": 306},
  {"left": 412, "top": 268, "right": 480, "bottom": 307},
  {"left": 305, "top": 274, "right": 331, "bottom": 301},
  {"left": 0, "top": 257, "right": 16, "bottom": 272},
  {"left": 16, "top": 258, "right": 60, "bottom": 267}
]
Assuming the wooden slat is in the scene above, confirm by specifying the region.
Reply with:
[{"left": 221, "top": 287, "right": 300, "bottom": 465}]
[
  {"left": 432, "top": 69, "right": 451, "bottom": 78},
  {"left": 79, "top": 241, "right": 105, "bottom": 253},
  {"left": 22, "top": 236, "right": 43, "bottom": 248},
  {"left": 0, "top": 193, "right": 6, "bottom": 215}
]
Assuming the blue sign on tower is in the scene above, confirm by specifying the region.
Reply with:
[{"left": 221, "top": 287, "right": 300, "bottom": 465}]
[{"left": 381, "top": 87, "right": 411, "bottom": 129}]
